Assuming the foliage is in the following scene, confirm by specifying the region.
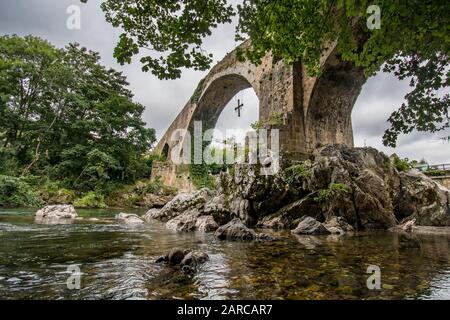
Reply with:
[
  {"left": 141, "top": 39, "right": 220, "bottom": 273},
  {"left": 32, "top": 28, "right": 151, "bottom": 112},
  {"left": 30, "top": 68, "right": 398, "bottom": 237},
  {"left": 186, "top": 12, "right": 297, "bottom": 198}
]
[
  {"left": 74, "top": 191, "right": 107, "bottom": 209},
  {"left": 266, "top": 112, "right": 284, "bottom": 127},
  {"left": 81, "top": 0, "right": 234, "bottom": 79},
  {"left": 189, "top": 164, "right": 216, "bottom": 189},
  {"left": 425, "top": 169, "right": 447, "bottom": 177},
  {"left": 0, "top": 35, "right": 156, "bottom": 194},
  {"left": 285, "top": 163, "right": 311, "bottom": 184},
  {"left": 250, "top": 112, "right": 284, "bottom": 130},
  {"left": 0, "top": 175, "right": 42, "bottom": 207},
  {"left": 391, "top": 154, "right": 413, "bottom": 172},
  {"left": 314, "top": 183, "right": 349, "bottom": 202},
  {"left": 88, "top": 0, "right": 450, "bottom": 146}
]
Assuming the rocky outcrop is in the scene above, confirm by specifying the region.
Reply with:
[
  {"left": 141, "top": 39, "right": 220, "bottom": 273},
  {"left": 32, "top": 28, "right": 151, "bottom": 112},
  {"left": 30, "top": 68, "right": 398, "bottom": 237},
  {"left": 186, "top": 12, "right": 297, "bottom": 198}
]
[
  {"left": 214, "top": 218, "right": 257, "bottom": 241},
  {"left": 396, "top": 170, "right": 450, "bottom": 226},
  {"left": 35, "top": 205, "right": 77, "bottom": 224},
  {"left": 144, "top": 144, "right": 449, "bottom": 238},
  {"left": 116, "top": 213, "right": 144, "bottom": 224},
  {"left": 211, "top": 145, "right": 449, "bottom": 231},
  {"left": 291, "top": 216, "right": 331, "bottom": 235}
]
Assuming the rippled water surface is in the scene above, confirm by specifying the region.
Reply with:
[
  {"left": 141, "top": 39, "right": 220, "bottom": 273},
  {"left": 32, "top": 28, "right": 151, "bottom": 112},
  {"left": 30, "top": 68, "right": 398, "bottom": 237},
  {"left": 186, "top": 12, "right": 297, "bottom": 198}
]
[{"left": 1, "top": 208, "right": 450, "bottom": 300}]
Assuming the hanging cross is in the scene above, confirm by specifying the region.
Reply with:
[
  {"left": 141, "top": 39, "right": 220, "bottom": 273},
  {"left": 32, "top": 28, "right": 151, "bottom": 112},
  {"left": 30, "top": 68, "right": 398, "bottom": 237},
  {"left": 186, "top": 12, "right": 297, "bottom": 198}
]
[{"left": 235, "top": 99, "right": 243, "bottom": 117}]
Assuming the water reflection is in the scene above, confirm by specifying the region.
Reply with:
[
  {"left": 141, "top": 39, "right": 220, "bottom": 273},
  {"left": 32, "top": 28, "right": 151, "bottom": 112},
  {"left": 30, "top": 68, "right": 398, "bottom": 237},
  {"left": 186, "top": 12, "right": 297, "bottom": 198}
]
[{"left": 0, "top": 208, "right": 450, "bottom": 300}]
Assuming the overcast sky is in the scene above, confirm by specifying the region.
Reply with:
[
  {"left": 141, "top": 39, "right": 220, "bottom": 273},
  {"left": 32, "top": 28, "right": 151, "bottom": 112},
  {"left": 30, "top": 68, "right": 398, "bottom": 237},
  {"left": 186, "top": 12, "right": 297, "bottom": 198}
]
[{"left": 0, "top": 0, "right": 448, "bottom": 163}]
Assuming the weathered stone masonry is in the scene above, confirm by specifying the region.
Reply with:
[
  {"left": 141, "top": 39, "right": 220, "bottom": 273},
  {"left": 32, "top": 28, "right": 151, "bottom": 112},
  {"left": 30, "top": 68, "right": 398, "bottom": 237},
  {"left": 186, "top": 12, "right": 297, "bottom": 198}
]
[{"left": 155, "top": 41, "right": 366, "bottom": 162}]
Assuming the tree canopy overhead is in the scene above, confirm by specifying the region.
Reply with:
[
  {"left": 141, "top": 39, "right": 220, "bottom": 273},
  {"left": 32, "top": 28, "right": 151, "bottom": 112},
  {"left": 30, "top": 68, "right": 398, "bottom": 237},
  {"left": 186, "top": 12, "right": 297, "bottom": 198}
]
[{"left": 85, "top": 0, "right": 449, "bottom": 147}]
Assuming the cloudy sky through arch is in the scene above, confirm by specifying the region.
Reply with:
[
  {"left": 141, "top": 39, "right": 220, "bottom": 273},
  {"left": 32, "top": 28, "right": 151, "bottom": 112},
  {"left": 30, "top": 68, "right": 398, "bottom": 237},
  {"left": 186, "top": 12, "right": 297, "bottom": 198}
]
[{"left": 0, "top": 0, "right": 448, "bottom": 163}]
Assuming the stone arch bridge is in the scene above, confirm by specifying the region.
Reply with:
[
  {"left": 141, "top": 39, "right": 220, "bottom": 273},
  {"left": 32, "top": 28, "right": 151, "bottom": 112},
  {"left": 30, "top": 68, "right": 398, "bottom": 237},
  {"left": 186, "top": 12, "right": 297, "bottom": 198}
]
[{"left": 155, "top": 41, "right": 365, "bottom": 163}]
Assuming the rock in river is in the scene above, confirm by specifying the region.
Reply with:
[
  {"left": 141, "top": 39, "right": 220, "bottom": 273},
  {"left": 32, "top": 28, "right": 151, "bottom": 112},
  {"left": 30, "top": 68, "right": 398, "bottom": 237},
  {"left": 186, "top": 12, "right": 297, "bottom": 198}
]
[
  {"left": 35, "top": 205, "right": 78, "bottom": 224},
  {"left": 155, "top": 248, "right": 209, "bottom": 273},
  {"left": 116, "top": 213, "right": 144, "bottom": 224},
  {"left": 291, "top": 216, "right": 331, "bottom": 235},
  {"left": 214, "top": 218, "right": 257, "bottom": 241}
]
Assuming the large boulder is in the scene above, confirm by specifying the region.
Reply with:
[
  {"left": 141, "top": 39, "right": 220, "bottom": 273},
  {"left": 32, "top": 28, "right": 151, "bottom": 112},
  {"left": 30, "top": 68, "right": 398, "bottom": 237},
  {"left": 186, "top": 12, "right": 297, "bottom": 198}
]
[
  {"left": 116, "top": 213, "right": 144, "bottom": 224},
  {"left": 149, "top": 188, "right": 214, "bottom": 222},
  {"left": 165, "top": 209, "right": 219, "bottom": 232},
  {"left": 214, "top": 218, "right": 257, "bottom": 241},
  {"left": 166, "top": 209, "right": 200, "bottom": 232},
  {"left": 195, "top": 215, "right": 219, "bottom": 232},
  {"left": 203, "top": 194, "right": 232, "bottom": 225},
  {"left": 396, "top": 170, "right": 450, "bottom": 226},
  {"left": 35, "top": 205, "right": 77, "bottom": 224},
  {"left": 291, "top": 216, "right": 331, "bottom": 235},
  {"left": 323, "top": 216, "right": 354, "bottom": 234}
]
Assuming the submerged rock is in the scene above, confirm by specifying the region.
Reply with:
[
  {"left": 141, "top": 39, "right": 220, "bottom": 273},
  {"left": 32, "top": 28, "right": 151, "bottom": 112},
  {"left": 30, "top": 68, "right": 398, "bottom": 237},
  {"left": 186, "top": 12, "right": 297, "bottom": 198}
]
[
  {"left": 291, "top": 216, "right": 331, "bottom": 235},
  {"left": 35, "top": 205, "right": 78, "bottom": 224},
  {"left": 389, "top": 219, "right": 416, "bottom": 233},
  {"left": 155, "top": 248, "right": 209, "bottom": 273},
  {"left": 323, "top": 216, "right": 354, "bottom": 235},
  {"left": 214, "top": 218, "right": 256, "bottom": 241},
  {"left": 180, "top": 251, "right": 210, "bottom": 273},
  {"left": 116, "top": 213, "right": 144, "bottom": 224}
]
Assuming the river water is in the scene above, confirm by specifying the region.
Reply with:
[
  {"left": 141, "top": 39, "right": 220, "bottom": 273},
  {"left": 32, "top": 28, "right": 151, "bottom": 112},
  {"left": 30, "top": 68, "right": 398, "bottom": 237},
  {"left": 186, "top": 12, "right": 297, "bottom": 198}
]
[{"left": 1, "top": 208, "right": 450, "bottom": 300}]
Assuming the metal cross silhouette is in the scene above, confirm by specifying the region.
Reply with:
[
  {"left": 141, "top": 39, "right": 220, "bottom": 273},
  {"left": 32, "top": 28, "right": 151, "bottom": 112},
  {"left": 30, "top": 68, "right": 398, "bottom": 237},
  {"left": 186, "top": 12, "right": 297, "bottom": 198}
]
[{"left": 235, "top": 99, "right": 243, "bottom": 117}]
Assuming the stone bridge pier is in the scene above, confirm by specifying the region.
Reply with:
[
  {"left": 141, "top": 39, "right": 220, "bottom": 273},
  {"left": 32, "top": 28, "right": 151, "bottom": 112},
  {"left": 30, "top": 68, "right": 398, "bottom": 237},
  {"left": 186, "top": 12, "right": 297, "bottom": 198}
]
[{"left": 155, "top": 41, "right": 366, "bottom": 163}]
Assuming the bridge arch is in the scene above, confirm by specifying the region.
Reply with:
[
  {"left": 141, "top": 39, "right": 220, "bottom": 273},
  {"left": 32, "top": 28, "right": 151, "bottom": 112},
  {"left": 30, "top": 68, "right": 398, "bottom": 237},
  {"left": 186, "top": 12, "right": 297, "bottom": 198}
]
[
  {"left": 189, "top": 73, "right": 259, "bottom": 133},
  {"left": 155, "top": 41, "right": 366, "bottom": 163}
]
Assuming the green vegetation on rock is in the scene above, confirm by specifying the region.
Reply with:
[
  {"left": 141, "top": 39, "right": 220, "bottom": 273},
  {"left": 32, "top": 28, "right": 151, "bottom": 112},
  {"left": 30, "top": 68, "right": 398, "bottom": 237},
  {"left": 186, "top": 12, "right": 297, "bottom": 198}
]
[{"left": 314, "top": 183, "right": 350, "bottom": 203}]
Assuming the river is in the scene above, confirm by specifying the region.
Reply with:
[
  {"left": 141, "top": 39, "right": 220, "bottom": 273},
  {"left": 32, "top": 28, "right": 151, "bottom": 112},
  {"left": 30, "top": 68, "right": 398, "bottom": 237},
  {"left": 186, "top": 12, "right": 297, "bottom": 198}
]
[{"left": 1, "top": 208, "right": 450, "bottom": 300}]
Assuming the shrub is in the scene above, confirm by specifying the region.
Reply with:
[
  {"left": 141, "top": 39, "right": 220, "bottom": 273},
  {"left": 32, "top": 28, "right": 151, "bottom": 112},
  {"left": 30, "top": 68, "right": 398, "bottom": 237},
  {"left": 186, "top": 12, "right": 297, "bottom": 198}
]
[
  {"left": 391, "top": 154, "right": 413, "bottom": 172},
  {"left": 74, "top": 191, "right": 107, "bottom": 208},
  {"left": 285, "top": 163, "right": 311, "bottom": 184},
  {"left": 314, "top": 183, "right": 349, "bottom": 202},
  {"left": 426, "top": 169, "right": 446, "bottom": 176},
  {"left": 0, "top": 175, "right": 42, "bottom": 207}
]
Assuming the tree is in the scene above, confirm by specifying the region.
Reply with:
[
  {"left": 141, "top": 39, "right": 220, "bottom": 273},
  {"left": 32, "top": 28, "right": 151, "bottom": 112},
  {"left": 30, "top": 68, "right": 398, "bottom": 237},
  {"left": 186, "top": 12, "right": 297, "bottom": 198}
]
[
  {"left": 87, "top": 0, "right": 449, "bottom": 147},
  {"left": 0, "top": 35, "right": 156, "bottom": 189}
]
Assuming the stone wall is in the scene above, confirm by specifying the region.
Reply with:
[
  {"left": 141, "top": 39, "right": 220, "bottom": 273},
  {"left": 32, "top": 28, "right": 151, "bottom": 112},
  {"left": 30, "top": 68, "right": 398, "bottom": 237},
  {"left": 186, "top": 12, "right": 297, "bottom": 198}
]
[
  {"left": 150, "top": 162, "right": 196, "bottom": 193},
  {"left": 432, "top": 176, "right": 450, "bottom": 189}
]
